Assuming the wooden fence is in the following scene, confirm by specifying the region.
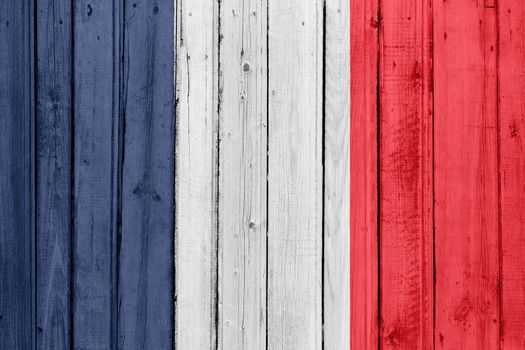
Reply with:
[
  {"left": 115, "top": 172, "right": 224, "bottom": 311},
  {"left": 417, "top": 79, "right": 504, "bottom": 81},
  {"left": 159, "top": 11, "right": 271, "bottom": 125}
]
[{"left": 0, "top": 0, "right": 349, "bottom": 348}]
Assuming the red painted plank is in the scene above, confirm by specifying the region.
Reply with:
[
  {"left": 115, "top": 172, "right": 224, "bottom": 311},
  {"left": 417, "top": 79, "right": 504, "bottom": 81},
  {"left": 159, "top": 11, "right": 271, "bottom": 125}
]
[
  {"left": 434, "top": 1, "right": 500, "bottom": 348},
  {"left": 350, "top": 0, "right": 379, "bottom": 348},
  {"left": 378, "top": 0, "right": 433, "bottom": 348},
  {"left": 498, "top": 1, "right": 525, "bottom": 347}
]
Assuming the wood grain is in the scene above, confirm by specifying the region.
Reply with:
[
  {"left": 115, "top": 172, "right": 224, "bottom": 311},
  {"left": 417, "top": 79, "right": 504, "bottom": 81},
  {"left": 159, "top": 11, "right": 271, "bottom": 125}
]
[
  {"left": 36, "top": 0, "right": 73, "bottom": 347},
  {"left": 434, "top": 0, "right": 500, "bottom": 348},
  {"left": 72, "top": 0, "right": 120, "bottom": 347},
  {"left": 350, "top": 0, "right": 379, "bottom": 347},
  {"left": 379, "top": 0, "right": 433, "bottom": 348},
  {"left": 324, "top": 0, "right": 350, "bottom": 348},
  {"left": 174, "top": 0, "right": 219, "bottom": 347},
  {"left": 0, "top": 1, "right": 34, "bottom": 347},
  {"left": 1, "top": 2, "right": 354, "bottom": 348},
  {"left": 118, "top": 0, "right": 174, "bottom": 347},
  {"left": 267, "top": 1, "right": 323, "bottom": 348},
  {"left": 218, "top": 0, "right": 267, "bottom": 349},
  {"left": 498, "top": 0, "right": 525, "bottom": 347}
]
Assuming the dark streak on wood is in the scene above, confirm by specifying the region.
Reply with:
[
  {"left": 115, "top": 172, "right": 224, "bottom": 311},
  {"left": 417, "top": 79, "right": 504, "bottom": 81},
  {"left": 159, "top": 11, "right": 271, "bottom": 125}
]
[{"left": 0, "top": 0, "right": 34, "bottom": 347}]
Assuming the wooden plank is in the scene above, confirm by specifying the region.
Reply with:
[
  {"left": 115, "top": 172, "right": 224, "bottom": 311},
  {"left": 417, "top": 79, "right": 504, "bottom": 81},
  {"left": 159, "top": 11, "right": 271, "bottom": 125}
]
[
  {"left": 267, "top": 1, "right": 323, "bottom": 348},
  {"left": 72, "top": 0, "right": 120, "bottom": 347},
  {"left": 35, "top": 0, "right": 73, "bottom": 347},
  {"left": 218, "top": 0, "right": 267, "bottom": 348},
  {"left": 350, "top": 0, "right": 379, "bottom": 347},
  {"left": 378, "top": 0, "right": 433, "bottom": 348},
  {"left": 0, "top": 1, "right": 34, "bottom": 347},
  {"left": 498, "top": 0, "right": 525, "bottom": 347},
  {"left": 119, "top": 0, "right": 174, "bottom": 347},
  {"left": 434, "top": 1, "right": 499, "bottom": 348},
  {"left": 323, "top": 0, "right": 350, "bottom": 348},
  {"left": 174, "top": 0, "right": 219, "bottom": 347}
]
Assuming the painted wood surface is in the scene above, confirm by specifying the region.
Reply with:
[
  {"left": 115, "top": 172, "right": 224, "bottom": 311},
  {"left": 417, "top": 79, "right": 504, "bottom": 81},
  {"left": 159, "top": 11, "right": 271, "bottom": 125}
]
[
  {"left": 350, "top": 0, "right": 379, "bottom": 348},
  {"left": 72, "top": 0, "right": 120, "bottom": 347},
  {"left": 118, "top": 0, "right": 175, "bottom": 347},
  {"left": 352, "top": 0, "right": 525, "bottom": 349},
  {"left": 36, "top": 0, "right": 73, "bottom": 346},
  {"left": 1, "top": 0, "right": 175, "bottom": 348},
  {"left": 324, "top": 0, "right": 350, "bottom": 348},
  {"left": 2, "top": 0, "right": 350, "bottom": 348},
  {"left": 498, "top": 0, "right": 525, "bottom": 347},
  {"left": 434, "top": 1, "right": 499, "bottom": 348},
  {"left": 218, "top": 0, "right": 267, "bottom": 349},
  {"left": 174, "top": 1, "right": 350, "bottom": 349},
  {"left": 0, "top": 1, "right": 34, "bottom": 348},
  {"left": 173, "top": 1, "right": 350, "bottom": 348},
  {"left": 174, "top": 0, "right": 219, "bottom": 348},
  {"left": 379, "top": 0, "right": 433, "bottom": 348},
  {"left": 267, "top": 1, "right": 323, "bottom": 348}
]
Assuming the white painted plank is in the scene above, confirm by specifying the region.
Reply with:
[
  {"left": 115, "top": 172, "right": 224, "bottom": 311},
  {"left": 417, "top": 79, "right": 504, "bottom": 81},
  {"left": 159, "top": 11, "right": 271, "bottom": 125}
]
[
  {"left": 267, "top": 1, "right": 324, "bottom": 349},
  {"left": 217, "top": 0, "right": 268, "bottom": 349},
  {"left": 175, "top": 0, "right": 219, "bottom": 347},
  {"left": 324, "top": 0, "right": 350, "bottom": 348}
]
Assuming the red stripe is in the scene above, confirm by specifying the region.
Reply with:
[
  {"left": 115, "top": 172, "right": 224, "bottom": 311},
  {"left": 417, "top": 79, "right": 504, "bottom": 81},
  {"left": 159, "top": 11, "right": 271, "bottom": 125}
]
[{"left": 351, "top": 0, "right": 525, "bottom": 348}]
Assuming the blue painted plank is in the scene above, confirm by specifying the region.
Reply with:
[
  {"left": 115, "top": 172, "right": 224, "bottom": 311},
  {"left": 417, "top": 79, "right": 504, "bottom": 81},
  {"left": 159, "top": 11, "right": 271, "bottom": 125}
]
[
  {"left": 36, "top": 0, "right": 73, "bottom": 348},
  {"left": 0, "top": 1, "right": 34, "bottom": 348},
  {"left": 118, "top": 0, "right": 175, "bottom": 348},
  {"left": 72, "top": 0, "right": 120, "bottom": 348}
]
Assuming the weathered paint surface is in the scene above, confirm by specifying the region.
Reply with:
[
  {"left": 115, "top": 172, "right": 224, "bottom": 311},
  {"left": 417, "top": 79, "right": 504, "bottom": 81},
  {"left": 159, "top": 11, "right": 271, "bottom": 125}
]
[
  {"left": 379, "top": 0, "right": 433, "bottom": 348},
  {"left": 1, "top": 0, "right": 350, "bottom": 348},
  {"left": 118, "top": 0, "right": 175, "bottom": 348},
  {"left": 176, "top": 0, "right": 350, "bottom": 349},
  {"left": 1, "top": 0, "right": 175, "bottom": 348},
  {"left": 36, "top": 0, "right": 73, "bottom": 346},
  {"left": 350, "top": 0, "right": 379, "bottom": 347},
  {"left": 351, "top": 0, "right": 525, "bottom": 348},
  {"left": 0, "top": 1, "right": 34, "bottom": 348},
  {"left": 73, "top": 0, "right": 120, "bottom": 347}
]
